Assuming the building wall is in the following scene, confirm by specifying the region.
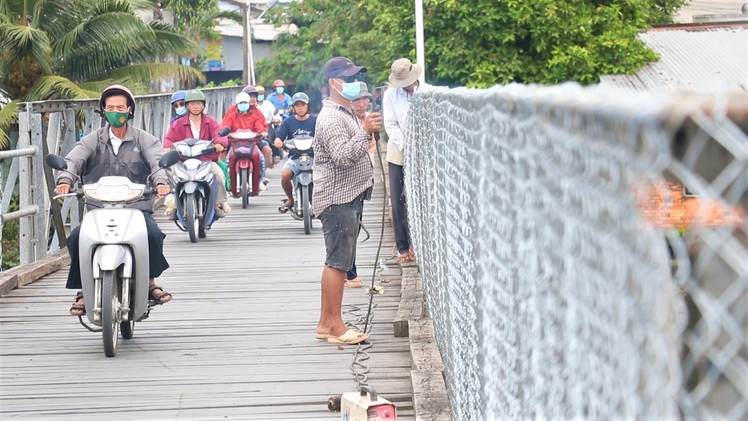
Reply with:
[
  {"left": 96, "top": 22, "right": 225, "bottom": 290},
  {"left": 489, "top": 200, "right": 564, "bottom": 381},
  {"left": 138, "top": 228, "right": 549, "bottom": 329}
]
[{"left": 221, "top": 37, "right": 273, "bottom": 72}]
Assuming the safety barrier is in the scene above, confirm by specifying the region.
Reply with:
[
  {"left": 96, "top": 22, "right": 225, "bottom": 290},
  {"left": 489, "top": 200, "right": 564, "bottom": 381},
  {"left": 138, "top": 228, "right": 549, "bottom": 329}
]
[{"left": 405, "top": 84, "right": 748, "bottom": 419}]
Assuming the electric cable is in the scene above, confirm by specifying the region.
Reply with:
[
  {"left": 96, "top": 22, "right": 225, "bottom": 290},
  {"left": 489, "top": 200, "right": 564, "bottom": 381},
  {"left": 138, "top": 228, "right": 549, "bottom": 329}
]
[{"left": 347, "top": 103, "right": 390, "bottom": 389}]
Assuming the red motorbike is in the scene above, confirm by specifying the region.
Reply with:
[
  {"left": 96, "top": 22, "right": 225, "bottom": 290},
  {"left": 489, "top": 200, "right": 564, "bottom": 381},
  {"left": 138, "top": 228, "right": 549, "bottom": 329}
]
[{"left": 227, "top": 130, "right": 262, "bottom": 208}]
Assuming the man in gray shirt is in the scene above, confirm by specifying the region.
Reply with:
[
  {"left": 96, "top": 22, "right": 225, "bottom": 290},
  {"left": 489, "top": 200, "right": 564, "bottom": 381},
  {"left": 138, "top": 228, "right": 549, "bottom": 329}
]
[{"left": 313, "top": 57, "right": 382, "bottom": 345}]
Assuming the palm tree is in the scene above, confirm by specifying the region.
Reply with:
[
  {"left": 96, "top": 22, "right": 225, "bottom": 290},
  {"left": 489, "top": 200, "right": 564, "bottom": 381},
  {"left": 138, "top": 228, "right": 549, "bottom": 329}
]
[{"left": 0, "top": 0, "right": 204, "bottom": 148}]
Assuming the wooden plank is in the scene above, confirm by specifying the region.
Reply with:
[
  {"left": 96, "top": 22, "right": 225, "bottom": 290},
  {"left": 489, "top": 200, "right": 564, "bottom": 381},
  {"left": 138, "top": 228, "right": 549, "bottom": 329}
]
[
  {"left": 0, "top": 160, "right": 422, "bottom": 419},
  {"left": 394, "top": 265, "right": 425, "bottom": 337},
  {"left": 411, "top": 370, "right": 452, "bottom": 421}
]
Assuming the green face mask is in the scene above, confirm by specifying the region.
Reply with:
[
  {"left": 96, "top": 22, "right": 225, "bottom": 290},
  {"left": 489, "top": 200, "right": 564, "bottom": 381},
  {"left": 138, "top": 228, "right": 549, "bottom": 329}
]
[{"left": 104, "top": 111, "right": 129, "bottom": 128}]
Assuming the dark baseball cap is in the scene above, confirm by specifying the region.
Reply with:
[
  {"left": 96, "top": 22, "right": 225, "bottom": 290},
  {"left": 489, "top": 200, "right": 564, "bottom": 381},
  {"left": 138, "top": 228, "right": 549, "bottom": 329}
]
[{"left": 323, "top": 56, "right": 367, "bottom": 80}]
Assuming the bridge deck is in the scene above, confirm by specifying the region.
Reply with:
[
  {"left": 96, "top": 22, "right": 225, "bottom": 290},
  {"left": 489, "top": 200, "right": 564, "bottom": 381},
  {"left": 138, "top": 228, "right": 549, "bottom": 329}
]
[{"left": 0, "top": 162, "right": 414, "bottom": 419}]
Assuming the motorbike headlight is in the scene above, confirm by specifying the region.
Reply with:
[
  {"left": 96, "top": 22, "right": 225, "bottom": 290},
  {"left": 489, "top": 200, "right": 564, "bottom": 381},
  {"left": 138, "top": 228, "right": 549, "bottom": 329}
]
[
  {"left": 195, "top": 163, "right": 212, "bottom": 180},
  {"left": 84, "top": 177, "right": 144, "bottom": 202},
  {"left": 294, "top": 137, "right": 314, "bottom": 151},
  {"left": 172, "top": 165, "right": 190, "bottom": 181}
]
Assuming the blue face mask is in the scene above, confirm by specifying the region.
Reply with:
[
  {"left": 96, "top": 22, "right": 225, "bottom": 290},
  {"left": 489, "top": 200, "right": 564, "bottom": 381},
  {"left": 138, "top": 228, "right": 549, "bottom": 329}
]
[
  {"left": 175, "top": 106, "right": 187, "bottom": 116},
  {"left": 237, "top": 103, "right": 250, "bottom": 112},
  {"left": 275, "top": 87, "right": 284, "bottom": 94},
  {"left": 258, "top": 95, "right": 264, "bottom": 102},
  {"left": 337, "top": 81, "right": 361, "bottom": 100}
]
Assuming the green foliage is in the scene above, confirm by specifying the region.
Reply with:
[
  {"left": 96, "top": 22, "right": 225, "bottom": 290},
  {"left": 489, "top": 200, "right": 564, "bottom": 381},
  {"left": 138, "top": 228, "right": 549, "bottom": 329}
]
[
  {"left": 259, "top": 0, "right": 683, "bottom": 89},
  {"left": 204, "top": 78, "right": 242, "bottom": 88},
  {"left": 0, "top": 0, "right": 205, "bottom": 148},
  {"left": 1, "top": 192, "right": 20, "bottom": 270}
]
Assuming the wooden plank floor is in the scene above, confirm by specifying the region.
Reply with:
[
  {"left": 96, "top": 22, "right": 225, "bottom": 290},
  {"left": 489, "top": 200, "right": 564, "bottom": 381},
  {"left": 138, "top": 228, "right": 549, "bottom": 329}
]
[{"left": 0, "top": 159, "right": 415, "bottom": 420}]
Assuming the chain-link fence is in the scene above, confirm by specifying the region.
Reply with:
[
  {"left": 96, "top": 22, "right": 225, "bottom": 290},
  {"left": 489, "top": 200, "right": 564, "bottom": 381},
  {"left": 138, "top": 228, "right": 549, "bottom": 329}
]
[{"left": 405, "top": 83, "right": 748, "bottom": 419}]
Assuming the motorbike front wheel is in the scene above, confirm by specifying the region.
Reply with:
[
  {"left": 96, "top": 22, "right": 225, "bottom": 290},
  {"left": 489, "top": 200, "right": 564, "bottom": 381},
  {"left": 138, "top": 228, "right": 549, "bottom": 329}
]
[
  {"left": 185, "top": 193, "right": 198, "bottom": 243},
  {"left": 302, "top": 184, "right": 312, "bottom": 235},
  {"left": 102, "top": 270, "right": 120, "bottom": 357},
  {"left": 241, "top": 168, "right": 249, "bottom": 209}
]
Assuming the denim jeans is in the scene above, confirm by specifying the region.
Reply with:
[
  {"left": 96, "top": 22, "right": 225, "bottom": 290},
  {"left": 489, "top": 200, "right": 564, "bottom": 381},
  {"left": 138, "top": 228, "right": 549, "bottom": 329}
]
[{"left": 318, "top": 197, "right": 364, "bottom": 272}]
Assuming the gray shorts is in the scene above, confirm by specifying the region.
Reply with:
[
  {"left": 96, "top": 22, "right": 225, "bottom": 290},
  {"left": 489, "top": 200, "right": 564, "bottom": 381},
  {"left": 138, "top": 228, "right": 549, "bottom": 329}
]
[
  {"left": 318, "top": 198, "right": 364, "bottom": 271},
  {"left": 282, "top": 158, "right": 301, "bottom": 176}
]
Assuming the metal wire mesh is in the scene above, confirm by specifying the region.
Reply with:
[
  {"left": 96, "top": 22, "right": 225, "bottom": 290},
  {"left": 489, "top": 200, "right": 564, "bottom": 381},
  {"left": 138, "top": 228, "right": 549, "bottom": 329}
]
[{"left": 404, "top": 83, "right": 748, "bottom": 420}]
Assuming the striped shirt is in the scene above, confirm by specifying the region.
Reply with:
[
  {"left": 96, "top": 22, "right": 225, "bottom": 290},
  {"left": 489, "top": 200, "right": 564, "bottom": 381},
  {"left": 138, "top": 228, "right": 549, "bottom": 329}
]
[{"left": 312, "top": 99, "right": 373, "bottom": 215}]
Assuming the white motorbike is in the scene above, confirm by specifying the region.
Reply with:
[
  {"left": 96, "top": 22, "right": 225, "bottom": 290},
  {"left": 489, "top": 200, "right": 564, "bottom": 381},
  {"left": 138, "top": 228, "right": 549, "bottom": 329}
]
[{"left": 46, "top": 151, "right": 179, "bottom": 357}]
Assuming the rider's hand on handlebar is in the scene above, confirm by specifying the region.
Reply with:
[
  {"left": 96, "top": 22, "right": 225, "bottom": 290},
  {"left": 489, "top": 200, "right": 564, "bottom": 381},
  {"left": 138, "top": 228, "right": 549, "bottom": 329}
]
[
  {"left": 363, "top": 112, "right": 382, "bottom": 135},
  {"left": 262, "top": 131, "right": 268, "bottom": 139},
  {"left": 214, "top": 144, "right": 225, "bottom": 153},
  {"left": 274, "top": 139, "right": 283, "bottom": 149},
  {"left": 55, "top": 183, "right": 71, "bottom": 196},
  {"left": 155, "top": 183, "right": 170, "bottom": 197}
]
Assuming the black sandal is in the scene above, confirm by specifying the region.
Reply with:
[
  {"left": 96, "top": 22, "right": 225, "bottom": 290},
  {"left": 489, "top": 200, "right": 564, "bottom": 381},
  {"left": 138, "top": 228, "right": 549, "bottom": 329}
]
[
  {"left": 148, "top": 285, "right": 173, "bottom": 305},
  {"left": 70, "top": 291, "right": 86, "bottom": 316},
  {"left": 278, "top": 201, "right": 294, "bottom": 214}
]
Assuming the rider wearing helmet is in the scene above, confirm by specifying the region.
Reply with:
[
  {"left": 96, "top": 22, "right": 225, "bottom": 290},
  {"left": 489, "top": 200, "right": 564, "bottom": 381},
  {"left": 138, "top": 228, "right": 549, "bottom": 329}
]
[
  {"left": 163, "top": 89, "right": 232, "bottom": 215},
  {"left": 54, "top": 84, "right": 174, "bottom": 315},
  {"left": 170, "top": 90, "right": 188, "bottom": 125},
  {"left": 267, "top": 79, "right": 293, "bottom": 117},
  {"left": 274, "top": 92, "right": 317, "bottom": 213},
  {"left": 223, "top": 88, "right": 273, "bottom": 188},
  {"left": 253, "top": 86, "right": 276, "bottom": 126}
]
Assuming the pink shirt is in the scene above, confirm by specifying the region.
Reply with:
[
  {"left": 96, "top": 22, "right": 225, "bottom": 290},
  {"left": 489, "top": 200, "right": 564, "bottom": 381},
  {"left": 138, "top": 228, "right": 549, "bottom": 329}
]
[{"left": 163, "top": 114, "right": 229, "bottom": 162}]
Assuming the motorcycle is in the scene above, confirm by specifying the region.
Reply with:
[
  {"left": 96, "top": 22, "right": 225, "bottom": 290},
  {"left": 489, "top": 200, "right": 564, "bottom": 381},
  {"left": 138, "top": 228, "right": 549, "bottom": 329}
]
[
  {"left": 46, "top": 151, "right": 180, "bottom": 357},
  {"left": 284, "top": 135, "right": 315, "bottom": 234},
  {"left": 228, "top": 130, "right": 262, "bottom": 209},
  {"left": 170, "top": 127, "right": 229, "bottom": 243}
]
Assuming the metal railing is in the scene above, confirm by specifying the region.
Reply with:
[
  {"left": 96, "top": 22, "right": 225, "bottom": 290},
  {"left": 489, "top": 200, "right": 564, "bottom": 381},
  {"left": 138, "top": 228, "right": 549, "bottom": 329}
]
[
  {"left": 0, "top": 87, "right": 241, "bottom": 269},
  {"left": 405, "top": 84, "right": 748, "bottom": 420}
]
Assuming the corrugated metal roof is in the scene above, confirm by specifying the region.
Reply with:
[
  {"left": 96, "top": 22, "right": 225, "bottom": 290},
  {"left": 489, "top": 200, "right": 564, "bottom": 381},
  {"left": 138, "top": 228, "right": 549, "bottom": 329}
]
[
  {"left": 599, "top": 24, "right": 748, "bottom": 92},
  {"left": 217, "top": 22, "right": 297, "bottom": 41}
]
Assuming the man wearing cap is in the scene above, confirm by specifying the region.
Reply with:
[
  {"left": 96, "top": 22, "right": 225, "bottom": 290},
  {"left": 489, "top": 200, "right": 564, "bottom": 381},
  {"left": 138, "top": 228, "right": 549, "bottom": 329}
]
[
  {"left": 274, "top": 91, "right": 317, "bottom": 212},
  {"left": 382, "top": 58, "right": 425, "bottom": 262},
  {"left": 313, "top": 57, "right": 382, "bottom": 345}
]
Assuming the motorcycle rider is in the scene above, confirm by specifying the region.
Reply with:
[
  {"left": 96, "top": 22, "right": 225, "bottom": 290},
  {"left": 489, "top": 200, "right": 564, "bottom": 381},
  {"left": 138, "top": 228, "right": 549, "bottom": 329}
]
[
  {"left": 253, "top": 85, "right": 277, "bottom": 126},
  {"left": 170, "top": 90, "right": 188, "bottom": 125},
  {"left": 274, "top": 92, "right": 317, "bottom": 213},
  {"left": 163, "top": 89, "right": 231, "bottom": 215},
  {"left": 267, "top": 79, "right": 293, "bottom": 117},
  {"left": 54, "top": 84, "right": 173, "bottom": 315},
  {"left": 222, "top": 89, "right": 272, "bottom": 188}
]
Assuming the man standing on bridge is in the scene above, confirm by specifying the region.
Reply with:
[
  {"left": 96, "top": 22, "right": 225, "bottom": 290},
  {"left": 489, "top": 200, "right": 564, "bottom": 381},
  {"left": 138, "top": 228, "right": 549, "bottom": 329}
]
[{"left": 313, "top": 57, "right": 382, "bottom": 345}]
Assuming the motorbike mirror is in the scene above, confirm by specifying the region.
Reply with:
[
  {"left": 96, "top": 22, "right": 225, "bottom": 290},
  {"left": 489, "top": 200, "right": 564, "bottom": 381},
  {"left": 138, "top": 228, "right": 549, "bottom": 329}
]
[
  {"left": 219, "top": 127, "right": 230, "bottom": 137},
  {"left": 46, "top": 154, "right": 68, "bottom": 171},
  {"left": 159, "top": 150, "right": 180, "bottom": 168}
]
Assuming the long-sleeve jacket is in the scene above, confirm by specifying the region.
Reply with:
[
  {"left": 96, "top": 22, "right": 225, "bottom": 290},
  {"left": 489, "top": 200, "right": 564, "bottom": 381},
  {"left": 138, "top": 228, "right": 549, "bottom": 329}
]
[
  {"left": 221, "top": 105, "right": 268, "bottom": 136},
  {"left": 163, "top": 114, "right": 229, "bottom": 162},
  {"left": 55, "top": 124, "right": 168, "bottom": 212}
]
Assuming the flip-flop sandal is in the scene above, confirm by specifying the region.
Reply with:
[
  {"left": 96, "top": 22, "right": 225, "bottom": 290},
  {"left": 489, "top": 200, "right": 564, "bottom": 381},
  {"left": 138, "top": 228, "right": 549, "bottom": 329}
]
[
  {"left": 69, "top": 291, "right": 86, "bottom": 316},
  {"left": 315, "top": 332, "right": 335, "bottom": 340},
  {"left": 148, "top": 285, "right": 173, "bottom": 305},
  {"left": 278, "top": 202, "right": 294, "bottom": 213},
  {"left": 327, "top": 329, "right": 369, "bottom": 345}
]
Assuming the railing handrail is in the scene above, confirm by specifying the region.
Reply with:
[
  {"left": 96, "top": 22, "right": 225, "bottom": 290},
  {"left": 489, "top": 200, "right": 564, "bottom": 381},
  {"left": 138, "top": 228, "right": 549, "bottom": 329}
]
[{"left": 1, "top": 86, "right": 242, "bottom": 270}]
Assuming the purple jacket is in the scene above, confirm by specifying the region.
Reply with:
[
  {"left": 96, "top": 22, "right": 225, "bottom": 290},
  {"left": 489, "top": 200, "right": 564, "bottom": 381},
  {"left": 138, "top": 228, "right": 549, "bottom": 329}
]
[{"left": 163, "top": 114, "right": 229, "bottom": 162}]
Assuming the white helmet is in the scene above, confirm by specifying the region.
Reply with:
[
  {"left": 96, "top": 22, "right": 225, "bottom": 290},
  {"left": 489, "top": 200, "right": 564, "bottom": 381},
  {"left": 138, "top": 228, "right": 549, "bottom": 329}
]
[{"left": 235, "top": 92, "right": 251, "bottom": 104}]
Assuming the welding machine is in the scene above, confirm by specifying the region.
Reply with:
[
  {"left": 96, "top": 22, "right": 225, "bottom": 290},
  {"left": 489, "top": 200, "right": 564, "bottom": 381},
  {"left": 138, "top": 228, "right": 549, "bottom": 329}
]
[{"left": 328, "top": 384, "right": 397, "bottom": 420}]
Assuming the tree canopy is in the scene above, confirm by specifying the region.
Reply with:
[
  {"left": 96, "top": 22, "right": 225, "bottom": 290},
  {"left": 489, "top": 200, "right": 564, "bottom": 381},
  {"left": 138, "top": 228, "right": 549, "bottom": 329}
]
[
  {"left": 0, "top": 0, "right": 203, "bottom": 147},
  {"left": 257, "top": 0, "right": 685, "bottom": 90}
]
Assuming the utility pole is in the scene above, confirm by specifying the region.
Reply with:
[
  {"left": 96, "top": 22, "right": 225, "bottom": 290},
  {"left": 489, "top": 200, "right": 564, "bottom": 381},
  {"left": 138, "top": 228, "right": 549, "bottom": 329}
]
[
  {"left": 242, "top": 1, "right": 249, "bottom": 85},
  {"left": 415, "top": 0, "right": 425, "bottom": 83}
]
